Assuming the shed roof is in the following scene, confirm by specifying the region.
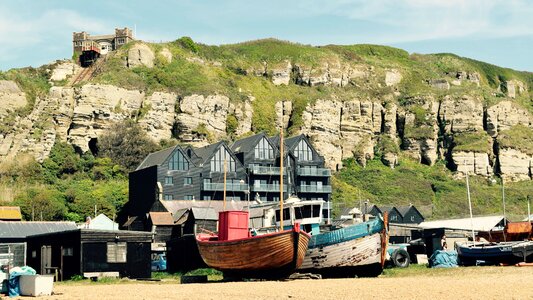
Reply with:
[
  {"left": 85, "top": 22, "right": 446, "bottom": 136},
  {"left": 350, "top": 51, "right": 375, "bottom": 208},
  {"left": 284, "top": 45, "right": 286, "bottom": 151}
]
[
  {"left": 418, "top": 216, "right": 507, "bottom": 231},
  {"left": 149, "top": 212, "right": 174, "bottom": 225},
  {"left": 0, "top": 221, "right": 77, "bottom": 239},
  {"left": 191, "top": 207, "right": 218, "bottom": 220},
  {"left": 0, "top": 206, "right": 22, "bottom": 220}
]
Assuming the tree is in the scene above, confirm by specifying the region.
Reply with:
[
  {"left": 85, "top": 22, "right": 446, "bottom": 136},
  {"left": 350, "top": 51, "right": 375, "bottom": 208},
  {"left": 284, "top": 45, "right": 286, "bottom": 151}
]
[
  {"left": 97, "top": 120, "right": 158, "bottom": 172},
  {"left": 14, "top": 186, "right": 67, "bottom": 220}
]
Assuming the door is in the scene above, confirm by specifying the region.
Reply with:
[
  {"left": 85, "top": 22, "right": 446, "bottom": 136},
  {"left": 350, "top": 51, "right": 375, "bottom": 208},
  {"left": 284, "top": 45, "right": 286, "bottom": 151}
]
[{"left": 41, "top": 245, "right": 52, "bottom": 275}]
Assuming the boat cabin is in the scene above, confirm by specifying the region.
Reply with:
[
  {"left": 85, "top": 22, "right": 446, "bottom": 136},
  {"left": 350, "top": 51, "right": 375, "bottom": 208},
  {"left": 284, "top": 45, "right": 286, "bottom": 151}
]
[{"left": 273, "top": 198, "right": 324, "bottom": 235}]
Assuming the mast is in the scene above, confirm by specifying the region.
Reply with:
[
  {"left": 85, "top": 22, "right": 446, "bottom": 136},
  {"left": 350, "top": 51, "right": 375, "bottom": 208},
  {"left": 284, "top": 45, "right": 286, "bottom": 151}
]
[
  {"left": 465, "top": 162, "right": 475, "bottom": 243},
  {"left": 280, "top": 127, "right": 284, "bottom": 230},
  {"left": 502, "top": 180, "right": 507, "bottom": 242},
  {"left": 223, "top": 159, "right": 227, "bottom": 211}
]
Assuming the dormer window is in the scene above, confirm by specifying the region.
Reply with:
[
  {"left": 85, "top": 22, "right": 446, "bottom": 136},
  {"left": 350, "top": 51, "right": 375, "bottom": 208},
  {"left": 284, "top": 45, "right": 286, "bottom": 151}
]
[
  {"left": 254, "top": 137, "right": 274, "bottom": 160},
  {"left": 211, "top": 147, "right": 236, "bottom": 172},
  {"left": 294, "top": 140, "right": 313, "bottom": 161},
  {"left": 168, "top": 150, "right": 189, "bottom": 170}
]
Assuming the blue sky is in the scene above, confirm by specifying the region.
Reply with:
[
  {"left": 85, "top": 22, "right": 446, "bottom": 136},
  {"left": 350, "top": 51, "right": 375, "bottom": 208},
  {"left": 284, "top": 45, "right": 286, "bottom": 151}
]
[{"left": 1, "top": 0, "right": 532, "bottom": 71}]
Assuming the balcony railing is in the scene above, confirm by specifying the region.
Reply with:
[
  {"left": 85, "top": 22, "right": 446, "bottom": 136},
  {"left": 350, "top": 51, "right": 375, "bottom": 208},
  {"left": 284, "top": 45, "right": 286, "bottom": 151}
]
[
  {"left": 203, "top": 183, "right": 249, "bottom": 192},
  {"left": 251, "top": 184, "right": 288, "bottom": 192},
  {"left": 297, "top": 167, "right": 331, "bottom": 176},
  {"left": 297, "top": 185, "right": 332, "bottom": 193},
  {"left": 249, "top": 165, "right": 285, "bottom": 175}
]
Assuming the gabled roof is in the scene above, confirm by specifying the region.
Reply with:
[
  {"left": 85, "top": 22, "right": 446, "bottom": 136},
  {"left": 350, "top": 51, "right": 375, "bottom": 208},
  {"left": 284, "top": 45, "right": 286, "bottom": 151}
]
[
  {"left": 0, "top": 206, "right": 22, "bottom": 220},
  {"left": 230, "top": 133, "right": 265, "bottom": 153},
  {"left": 136, "top": 145, "right": 176, "bottom": 170},
  {"left": 136, "top": 144, "right": 193, "bottom": 171},
  {"left": 192, "top": 141, "right": 224, "bottom": 164},
  {"left": 396, "top": 205, "right": 424, "bottom": 219},
  {"left": 0, "top": 221, "right": 78, "bottom": 239},
  {"left": 149, "top": 212, "right": 174, "bottom": 226}
]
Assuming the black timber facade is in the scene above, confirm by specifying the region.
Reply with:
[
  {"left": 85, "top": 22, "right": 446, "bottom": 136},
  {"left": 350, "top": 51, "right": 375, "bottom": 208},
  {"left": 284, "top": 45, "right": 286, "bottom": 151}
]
[
  {"left": 369, "top": 205, "right": 425, "bottom": 224},
  {"left": 26, "top": 229, "right": 152, "bottom": 280},
  {"left": 124, "top": 133, "right": 332, "bottom": 231}
]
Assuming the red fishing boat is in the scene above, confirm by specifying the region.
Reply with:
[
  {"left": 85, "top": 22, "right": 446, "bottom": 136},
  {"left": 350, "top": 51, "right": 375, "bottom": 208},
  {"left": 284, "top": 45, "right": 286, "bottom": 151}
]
[{"left": 197, "top": 211, "right": 310, "bottom": 278}]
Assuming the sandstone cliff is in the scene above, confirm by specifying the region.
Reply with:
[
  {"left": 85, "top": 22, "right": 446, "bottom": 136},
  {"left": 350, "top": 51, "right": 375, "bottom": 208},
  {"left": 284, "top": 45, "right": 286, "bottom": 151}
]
[{"left": 1, "top": 39, "right": 532, "bottom": 183}]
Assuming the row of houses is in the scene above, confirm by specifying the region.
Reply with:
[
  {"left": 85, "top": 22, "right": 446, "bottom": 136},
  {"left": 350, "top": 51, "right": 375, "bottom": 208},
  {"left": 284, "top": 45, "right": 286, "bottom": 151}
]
[{"left": 122, "top": 132, "right": 332, "bottom": 232}]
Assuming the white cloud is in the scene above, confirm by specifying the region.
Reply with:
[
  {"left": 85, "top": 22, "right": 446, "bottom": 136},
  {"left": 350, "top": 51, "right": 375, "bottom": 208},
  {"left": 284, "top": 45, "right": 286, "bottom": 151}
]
[
  {"left": 296, "top": 0, "right": 533, "bottom": 43},
  {"left": 0, "top": 5, "right": 108, "bottom": 67}
]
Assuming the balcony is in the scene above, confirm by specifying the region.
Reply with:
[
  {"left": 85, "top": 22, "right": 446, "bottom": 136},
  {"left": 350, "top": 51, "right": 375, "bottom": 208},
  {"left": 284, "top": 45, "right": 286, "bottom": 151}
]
[
  {"left": 297, "top": 185, "right": 332, "bottom": 193},
  {"left": 297, "top": 167, "right": 331, "bottom": 176},
  {"left": 203, "top": 182, "right": 249, "bottom": 192},
  {"left": 249, "top": 165, "right": 285, "bottom": 175},
  {"left": 251, "top": 184, "right": 288, "bottom": 192}
]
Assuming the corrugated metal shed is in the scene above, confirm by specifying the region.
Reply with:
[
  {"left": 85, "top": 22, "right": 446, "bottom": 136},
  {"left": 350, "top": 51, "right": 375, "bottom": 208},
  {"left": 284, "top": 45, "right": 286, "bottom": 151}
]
[
  {"left": 0, "top": 221, "right": 77, "bottom": 239},
  {"left": 418, "top": 216, "right": 507, "bottom": 231}
]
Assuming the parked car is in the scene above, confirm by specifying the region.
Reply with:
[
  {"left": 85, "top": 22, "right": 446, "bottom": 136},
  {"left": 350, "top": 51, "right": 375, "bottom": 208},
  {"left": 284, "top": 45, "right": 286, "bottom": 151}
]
[{"left": 151, "top": 253, "right": 167, "bottom": 271}]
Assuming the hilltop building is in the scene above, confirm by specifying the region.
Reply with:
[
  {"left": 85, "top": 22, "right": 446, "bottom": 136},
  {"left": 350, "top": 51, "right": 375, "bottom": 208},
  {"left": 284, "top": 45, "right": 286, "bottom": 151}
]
[{"left": 72, "top": 27, "right": 134, "bottom": 66}]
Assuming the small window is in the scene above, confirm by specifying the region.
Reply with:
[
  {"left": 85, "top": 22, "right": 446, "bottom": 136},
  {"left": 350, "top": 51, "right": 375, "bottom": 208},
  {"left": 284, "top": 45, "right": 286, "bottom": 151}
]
[
  {"left": 184, "top": 195, "right": 193, "bottom": 200},
  {"left": 203, "top": 195, "right": 211, "bottom": 200},
  {"left": 164, "top": 194, "right": 173, "bottom": 200},
  {"left": 107, "top": 242, "right": 127, "bottom": 263},
  {"left": 32, "top": 250, "right": 37, "bottom": 258},
  {"left": 164, "top": 176, "right": 173, "bottom": 185},
  {"left": 184, "top": 177, "right": 193, "bottom": 185},
  {"left": 63, "top": 247, "right": 74, "bottom": 257}
]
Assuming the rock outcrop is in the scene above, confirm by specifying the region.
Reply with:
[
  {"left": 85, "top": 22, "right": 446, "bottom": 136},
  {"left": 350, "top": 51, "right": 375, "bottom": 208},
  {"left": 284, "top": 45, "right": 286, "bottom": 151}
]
[
  {"left": 498, "top": 148, "right": 532, "bottom": 181},
  {"left": 452, "top": 151, "right": 493, "bottom": 177},
  {"left": 49, "top": 61, "right": 80, "bottom": 82},
  {"left": 271, "top": 61, "right": 291, "bottom": 86},
  {"left": 126, "top": 43, "right": 155, "bottom": 68},
  {"left": 68, "top": 84, "right": 145, "bottom": 152},
  {"left": 175, "top": 94, "right": 230, "bottom": 145},
  {"left": 139, "top": 92, "right": 177, "bottom": 141},
  {"left": 0, "top": 80, "right": 27, "bottom": 118},
  {"left": 385, "top": 70, "right": 402, "bottom": 87},
  {"left": 159, "top": 48, "right": 173, "bottom": 63},
  {"left": 486, "top": 101, "right": 532, "bottom": 137}
]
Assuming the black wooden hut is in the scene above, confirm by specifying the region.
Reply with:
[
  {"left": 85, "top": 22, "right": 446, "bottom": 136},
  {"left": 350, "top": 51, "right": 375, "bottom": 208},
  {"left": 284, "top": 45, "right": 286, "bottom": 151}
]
[{"left": 26, "top": 229, "right": 152, "bottom": 281}]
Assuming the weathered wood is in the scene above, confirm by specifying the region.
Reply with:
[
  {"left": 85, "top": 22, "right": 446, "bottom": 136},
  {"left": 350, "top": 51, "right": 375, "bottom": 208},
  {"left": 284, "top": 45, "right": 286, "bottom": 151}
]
[{"left": 197, "top": 229, "right": 310, "bottom": 278}]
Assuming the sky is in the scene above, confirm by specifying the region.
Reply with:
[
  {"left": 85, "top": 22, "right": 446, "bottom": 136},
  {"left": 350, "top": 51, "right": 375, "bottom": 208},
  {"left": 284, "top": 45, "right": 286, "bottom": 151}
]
[{"left": 0, "top": 0, "right": 532, "bottom": 71}]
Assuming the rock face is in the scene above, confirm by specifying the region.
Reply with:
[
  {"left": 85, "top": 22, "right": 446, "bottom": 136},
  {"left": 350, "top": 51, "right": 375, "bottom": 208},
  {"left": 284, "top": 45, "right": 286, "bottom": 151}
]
[
  {"left": 159, "top": 48, "right": 173, "bottom": 63},
  {"left": 385, "top": 70, "right": 402, "bottom": 87},
  {"left": 126, "top": 43, "right": 155, "bottom": 68},
  {"left": 271, "top": 61, "right": 291, "bottom": 86},
  {"left": 275, "top": 100, "right": 293, "bottom": 130},
  {"left": 301, "top": 99, "right": 383, "bottom": 170},
  {"left": 175, "top": 94, "right": 230, "bottom": 144},
  {"left": 452, "top": 151, "right": 493, "bottom": 177},
  {"left": 486, "top": 101, "right": 532, "bottom": 137},
  {"left": 0, "top": 80, "right": 27, "bottom": 117},
  {"left": 428, "top": 79, "right": 450, "bottom": 90},
  {"left": 294, "top": 61, "right": 361, "bottom": 87},
  {"left": 68, "top": 84, "right": 145, "bottom": 152},
  {"left": 229, "top": 97, "right": 253, "bottom": 136},
  {"left": 139, "top": 92, "right": 177, "bottom": 141},
  {"left": 498, "top": 148, "right": 532, "bottom": 181},
  {"left": 439, "top": 95, "right": 484, "bottom": 133},
  {"left": 50, "top": 61, "right": 80, "bottom": 82}
]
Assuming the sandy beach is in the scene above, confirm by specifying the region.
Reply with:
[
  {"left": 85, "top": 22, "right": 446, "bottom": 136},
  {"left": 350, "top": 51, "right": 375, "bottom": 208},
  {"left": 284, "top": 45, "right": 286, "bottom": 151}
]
[{"left": 30, "top": 266, "right": 533, "bottom": 300}]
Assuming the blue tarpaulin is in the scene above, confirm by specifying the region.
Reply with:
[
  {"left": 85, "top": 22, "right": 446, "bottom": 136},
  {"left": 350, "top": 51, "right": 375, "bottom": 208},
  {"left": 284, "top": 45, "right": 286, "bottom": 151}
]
[
  {"left": 429, "top": 250, "right": 459, "bottom": 268},
  {"left": 8, "top": 266, "right": 36, "bottom": 297}
]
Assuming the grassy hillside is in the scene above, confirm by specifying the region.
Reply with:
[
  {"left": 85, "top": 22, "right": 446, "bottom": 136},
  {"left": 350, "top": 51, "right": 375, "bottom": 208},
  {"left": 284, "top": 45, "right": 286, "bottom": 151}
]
[
  {"left": 334, "top": 156, "right": 533, "bottom": 220},
  {"left": 2, "top": 38, "right": 533, "bottom": 221}
]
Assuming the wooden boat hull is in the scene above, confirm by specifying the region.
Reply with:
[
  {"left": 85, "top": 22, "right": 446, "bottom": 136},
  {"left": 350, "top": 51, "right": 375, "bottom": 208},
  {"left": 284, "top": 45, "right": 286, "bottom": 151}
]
[
  {"left": 197, "top": 229, "right": 310, "bottom": 278},
  {"left": 299, "top": 218, "right": 387, "bottom": 277}
]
